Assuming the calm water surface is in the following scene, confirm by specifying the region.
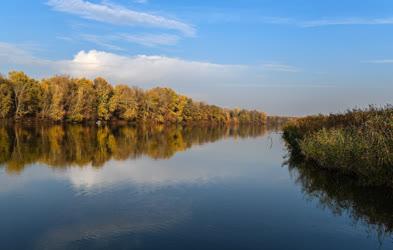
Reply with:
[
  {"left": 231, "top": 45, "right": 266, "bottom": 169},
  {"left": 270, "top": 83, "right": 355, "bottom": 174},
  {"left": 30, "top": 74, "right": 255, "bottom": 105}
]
[{"left": 0, "top": 124, "right": 392, "bottom": 250}]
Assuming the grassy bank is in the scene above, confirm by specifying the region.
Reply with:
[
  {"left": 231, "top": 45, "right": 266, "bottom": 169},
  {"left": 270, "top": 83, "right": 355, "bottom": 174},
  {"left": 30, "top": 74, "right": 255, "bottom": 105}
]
[{"left": 283, "top": 106, "right": 393, "bottom": 187}]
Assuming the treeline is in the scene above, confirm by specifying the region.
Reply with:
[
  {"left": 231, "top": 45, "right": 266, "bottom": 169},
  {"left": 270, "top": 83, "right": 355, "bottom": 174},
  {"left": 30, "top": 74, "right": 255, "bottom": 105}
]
[
  {"left": 283, "top": 106, "right": 393, "bottom": 187},
  {"left": 0, "top": 124, "right": 267, "bottom": 174},
  {"left": 0, "top": 71, "right": 267, "bottom": 125}
]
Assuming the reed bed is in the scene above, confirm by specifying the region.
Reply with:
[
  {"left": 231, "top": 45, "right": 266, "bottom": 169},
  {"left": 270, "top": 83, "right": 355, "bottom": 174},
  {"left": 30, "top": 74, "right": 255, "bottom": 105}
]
[{"left": 283, "top": 106, "right": 393, "bottom": 187}]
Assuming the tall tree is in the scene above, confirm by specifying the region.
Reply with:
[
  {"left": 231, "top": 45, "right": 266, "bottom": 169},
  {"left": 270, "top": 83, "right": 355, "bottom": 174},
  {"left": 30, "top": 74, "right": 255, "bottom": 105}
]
[
  {"left": 0, "top": 76, "right": 14, "bottom": 118},
  {"left": 94, "top": 77, "right": 113, "bottom": 121},
  {"left": 146, "top": 88, "right": 187, "bottom": 124},
  {"left": 40, "top": 76, "right": 73, "bottom": 121},
  {"left": 8, "top": 71, "right": 41, "bottom": 119},
  {"left": 67, "top": 78, "right": 97, "bottom": 122},
  {"left": 109, "top": 85, "right": 138, "bottom": 121}
]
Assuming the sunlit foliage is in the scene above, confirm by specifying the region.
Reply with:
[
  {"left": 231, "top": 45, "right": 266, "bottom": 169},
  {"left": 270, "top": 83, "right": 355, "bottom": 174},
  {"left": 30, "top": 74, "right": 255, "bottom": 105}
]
[
  {"left": 8, "top": 71, "right": 41, "bottom": 119},
  {"left": 0, "top": 75, "right": 14, "bottom": 118},
  {"left": 0, "top": 71, "right": 267, "bottom": 125}
]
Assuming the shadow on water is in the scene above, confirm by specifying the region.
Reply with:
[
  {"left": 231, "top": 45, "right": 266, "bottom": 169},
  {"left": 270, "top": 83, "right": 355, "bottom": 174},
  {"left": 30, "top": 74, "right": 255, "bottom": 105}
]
[
  {"left": 284, "top": 153, "right": 393, "bottom": 245},
  {"left": 0, "top": 123, "right": 269, "bottom": 174}
]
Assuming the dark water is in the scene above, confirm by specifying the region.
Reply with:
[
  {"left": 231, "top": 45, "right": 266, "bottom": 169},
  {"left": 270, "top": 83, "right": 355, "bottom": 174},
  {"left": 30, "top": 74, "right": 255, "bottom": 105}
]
[{"left": 0, "top": 124, "right": 392, "bottom": 250}]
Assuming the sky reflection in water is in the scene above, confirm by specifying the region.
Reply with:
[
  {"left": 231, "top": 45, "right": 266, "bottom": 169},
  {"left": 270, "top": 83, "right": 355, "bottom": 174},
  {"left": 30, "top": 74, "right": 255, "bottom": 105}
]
[{"left": 0, "top": 125, "right": 392, "bottom": 250}]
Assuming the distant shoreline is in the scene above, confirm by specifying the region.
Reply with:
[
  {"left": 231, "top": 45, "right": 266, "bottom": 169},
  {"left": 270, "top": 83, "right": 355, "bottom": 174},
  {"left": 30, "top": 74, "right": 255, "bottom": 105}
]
[{"left": 0, "top": 71, "right": 267, "bottom": 125}]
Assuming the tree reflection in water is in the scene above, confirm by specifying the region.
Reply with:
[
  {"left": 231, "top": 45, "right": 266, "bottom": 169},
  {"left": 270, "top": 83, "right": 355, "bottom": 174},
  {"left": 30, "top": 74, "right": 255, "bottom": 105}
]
[
  {"left": 0, "top": 123, "right": 267, "bottom": 174},
  {"left": 286, "top": 155, "right": 393, "bottom": 245}
]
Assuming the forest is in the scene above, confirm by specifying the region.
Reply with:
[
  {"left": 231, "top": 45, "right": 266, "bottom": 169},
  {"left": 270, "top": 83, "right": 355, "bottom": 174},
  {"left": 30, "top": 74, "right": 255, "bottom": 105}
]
[{"left": 0, "top": 71, "right": 267, "bottom": 125}]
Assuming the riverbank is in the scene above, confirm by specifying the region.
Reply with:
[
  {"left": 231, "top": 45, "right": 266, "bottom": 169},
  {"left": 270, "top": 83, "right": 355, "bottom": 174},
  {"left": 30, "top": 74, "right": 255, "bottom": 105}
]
[{"left": 283, "top": 106, "right": 393, "bottom": 187}]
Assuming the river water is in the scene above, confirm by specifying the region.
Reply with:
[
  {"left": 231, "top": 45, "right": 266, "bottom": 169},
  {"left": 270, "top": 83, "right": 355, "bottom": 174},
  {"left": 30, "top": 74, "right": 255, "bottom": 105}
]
[{"left": 0, "top": 124, "right": 392, "bottom": 249}]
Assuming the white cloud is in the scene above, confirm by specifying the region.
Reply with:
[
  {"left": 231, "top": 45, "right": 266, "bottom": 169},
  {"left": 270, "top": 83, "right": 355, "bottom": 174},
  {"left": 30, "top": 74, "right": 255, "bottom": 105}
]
[
  {"left": 0, "top": 42, "right": 318, "bottom": 115},
  {"left": 58, "top": 50, "right": 252, "bottom": 86},
  {"left": 63, "top": 158, "right": 225, "bottom": 189},
  {"left": 47, "top": 0, "right": 195, "bottom": 36},
  {"left": 0, "top": 42, "right": 301, "bottom": 89},
  {"left": 0, "top": 42, "right": 266, "bottom": 87}
]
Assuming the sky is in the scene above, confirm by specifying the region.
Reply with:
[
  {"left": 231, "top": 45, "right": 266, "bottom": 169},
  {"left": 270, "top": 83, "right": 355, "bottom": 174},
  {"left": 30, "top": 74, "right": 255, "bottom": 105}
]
[{"left": 0, "top": 0, "right": 393, "bottom": 116}]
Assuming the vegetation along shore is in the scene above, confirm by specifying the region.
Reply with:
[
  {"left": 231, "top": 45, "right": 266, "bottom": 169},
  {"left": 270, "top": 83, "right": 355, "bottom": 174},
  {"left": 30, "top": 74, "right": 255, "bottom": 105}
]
[
  {"left": 283, "top": 106, "right": 393, "bottom": 187},
  {"left": 0, "top": 71, "right": 267, "bottom": 125}
]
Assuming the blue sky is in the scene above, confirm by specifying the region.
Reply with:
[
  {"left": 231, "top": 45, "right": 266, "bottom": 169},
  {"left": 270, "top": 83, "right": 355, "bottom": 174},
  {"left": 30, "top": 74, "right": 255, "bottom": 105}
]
[{"left": 0, "top": 0, "right": 392, "bottom": 115}]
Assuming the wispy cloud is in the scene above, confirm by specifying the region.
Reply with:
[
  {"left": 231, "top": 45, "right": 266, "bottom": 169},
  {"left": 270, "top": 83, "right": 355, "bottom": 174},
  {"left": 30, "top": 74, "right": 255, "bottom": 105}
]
[
  {"left": 0, "top": 42, "right": 50, "bottom": 66},
  {"left": 223, "top": 15, "right": 393, "bottom": 28},
  {"left": 264, "top": 16, "right": 393, "bottom": 28},
  {"left": 78, "top": 33, "right": 180, "bottom": 48},
  {"left": 47, "top": 0, "right": 195, "bottom": 36},
  {"left": 362, "top": 59, "right": 393, "bottom": 64},
  {"left": 120, "top": 33, "right": 180, "bottom": 47},
  {"left": 300, "top": 17, "right": 393, "bottom": 27},
  {"left": 80, "top": 34, "right": 125, "bottom": 51},
  {"left": 56, "top": 36, "right": 75, "bottom": 42},
  {"left": 260, "top": 63, "right": 300, "bottom": 73}
]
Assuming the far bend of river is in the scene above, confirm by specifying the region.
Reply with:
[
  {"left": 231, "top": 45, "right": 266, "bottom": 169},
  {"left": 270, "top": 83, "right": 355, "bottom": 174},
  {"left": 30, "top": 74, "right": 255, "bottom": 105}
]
[{"left": 1, "top": 124, "right": 393, "bottom": 250}]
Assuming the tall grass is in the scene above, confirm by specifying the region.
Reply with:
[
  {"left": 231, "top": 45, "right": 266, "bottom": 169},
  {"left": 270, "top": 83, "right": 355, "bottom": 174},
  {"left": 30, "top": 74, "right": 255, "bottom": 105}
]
[{"left": 283, "top": 105, "right": 393, "bottom": 187}]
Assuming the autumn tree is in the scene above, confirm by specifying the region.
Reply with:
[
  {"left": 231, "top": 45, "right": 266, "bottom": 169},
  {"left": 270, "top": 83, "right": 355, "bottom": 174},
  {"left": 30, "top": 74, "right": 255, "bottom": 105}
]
[
  {"left": 67, "top": 78, "right": 97, "bottom": 122},
  {"left": 39, "top": 76, "right": 73, "bottom": 121},
  {"left": 183, "top": 98, "right": 199, "bottom": 123},
  {"left": 0, "top": 71, "right": 267, "bottom": 125},
  {"left": 146, "top": 88, "right": 187, "bottom": 124},
  {"left": 109, "top": 85, "right": 138, "bottom": 121},
  {"left": 0, "top": 76, "right": 14, "bottom": 118},
  {"left": 94, "top": 77, "right": 113, "bottom": 121},
  {"left": 8, "top": 71, "right": 41, "bottom": 119}
]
